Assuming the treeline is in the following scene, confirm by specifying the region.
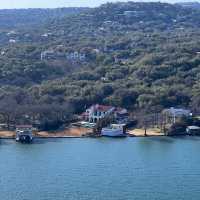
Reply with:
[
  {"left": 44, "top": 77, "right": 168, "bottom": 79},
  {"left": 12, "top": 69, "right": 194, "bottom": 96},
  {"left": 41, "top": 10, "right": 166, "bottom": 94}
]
[{"left": 0, "top": 93, "right": 74, "bottom": 130}]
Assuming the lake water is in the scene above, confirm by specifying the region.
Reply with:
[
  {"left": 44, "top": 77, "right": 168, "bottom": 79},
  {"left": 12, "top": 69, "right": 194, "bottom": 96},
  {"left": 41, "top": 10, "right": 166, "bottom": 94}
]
[{"left": 1, "top": 137, "right": 200, "bottom": 200}]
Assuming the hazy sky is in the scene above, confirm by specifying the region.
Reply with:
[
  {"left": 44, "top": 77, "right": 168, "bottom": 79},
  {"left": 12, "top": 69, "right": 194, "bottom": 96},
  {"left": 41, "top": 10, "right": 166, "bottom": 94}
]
[{"left": 0, "top": 0, "right": 198, "bottom": 9}]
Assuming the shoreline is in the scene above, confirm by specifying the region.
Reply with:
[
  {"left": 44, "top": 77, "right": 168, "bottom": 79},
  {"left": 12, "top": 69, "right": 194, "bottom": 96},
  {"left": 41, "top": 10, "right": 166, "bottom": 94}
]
[
  {"left": 1, "top": 135, "right": 199, "bottom": 140},
  {"left": 0, "top": 128, "right": 167, "bottom": 139}
]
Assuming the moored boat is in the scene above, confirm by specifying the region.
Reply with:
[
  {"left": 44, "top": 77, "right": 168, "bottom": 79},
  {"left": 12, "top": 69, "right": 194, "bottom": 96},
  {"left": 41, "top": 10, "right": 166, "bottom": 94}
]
[
  {"left": 101, "top": 124, "right": 126, "bottom": 137},
  {"left": 15, "top": 125, "right": 33, "bottom": 143}
]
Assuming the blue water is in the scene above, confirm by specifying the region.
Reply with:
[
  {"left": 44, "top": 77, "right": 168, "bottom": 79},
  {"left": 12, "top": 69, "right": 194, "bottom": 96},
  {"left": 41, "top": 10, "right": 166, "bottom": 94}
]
[{"left": 1, "top": 137, "right": 200, "bottom": 200}]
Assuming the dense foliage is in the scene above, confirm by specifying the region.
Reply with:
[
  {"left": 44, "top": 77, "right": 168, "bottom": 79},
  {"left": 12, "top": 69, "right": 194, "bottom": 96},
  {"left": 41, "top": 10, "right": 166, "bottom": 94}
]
[{"left": 0, "top": 2, "right": 200, "bottom": 127}]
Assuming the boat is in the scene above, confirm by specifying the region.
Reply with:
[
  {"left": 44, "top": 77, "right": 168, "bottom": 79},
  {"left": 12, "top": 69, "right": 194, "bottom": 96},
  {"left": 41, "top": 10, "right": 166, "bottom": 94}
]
[
  {"left": 15, "top": 125, "right": 33, "bottom": 143},
  {"left": 101, "top": 124, "right": 126, "bottom": 137}
]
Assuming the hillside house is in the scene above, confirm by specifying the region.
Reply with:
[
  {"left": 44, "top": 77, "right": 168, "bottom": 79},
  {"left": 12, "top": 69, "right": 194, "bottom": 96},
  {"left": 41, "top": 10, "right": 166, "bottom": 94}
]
[
  {"left": 82, "top": 104, "right": 128, "bottom": 123},
  {"left": 41, "top": 50, "right": 55, "bottom": 60},
  {"left": 66, "top": 51, "right": 86, "bottom": 61},
  {"left": 9, "top": 39, "right": 16, "bottom": 43},
  {"left": 41, "top": 50, "right": 86, "bottom": 62},
  {"left": 162, "top": 107, "right": 191, "bottom": 124},
  {"left": 1, "top": 51, "right": 5, "bottom": 55},
  {"left": 7, "top": 30, "right": 17, "bottom": 36},
  {"left": 41, "top": 32, "right": 52, "bottom": 38},
  {"left": 124, "top": 10, "right": 145, "bottom": 18},
  {"left": 114, "top": 107, "right": 129, "bottom": 123},
  {"left": 186, "top": 126, "right": 200, "bottom": 135}
]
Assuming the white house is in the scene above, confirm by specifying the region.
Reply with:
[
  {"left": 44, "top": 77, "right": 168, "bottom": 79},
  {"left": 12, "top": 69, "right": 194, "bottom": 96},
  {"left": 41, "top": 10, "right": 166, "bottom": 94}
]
[
  {"left": 7, "top": 30, "right": 17, "bottom": 36},
  {"left": 9, "top": 39, "right": 16, "bottom": 43},
  {"left": 82, "top": 104, "right": 128, "bottom": 123},
  {"left": 41, "top": 50, "right": 55, "bottom": 60},
  {"left": 83, "top": 104, "right": 115, "bottom": 123},
  {"left": 186, "top": 126, "right": 200, "bottom": 135},
  {"left": 124, "top": 10, "right": 144, "bottom": 18},
  {"left": 66, "top": 51, "right": 86, "bottom": 61}
]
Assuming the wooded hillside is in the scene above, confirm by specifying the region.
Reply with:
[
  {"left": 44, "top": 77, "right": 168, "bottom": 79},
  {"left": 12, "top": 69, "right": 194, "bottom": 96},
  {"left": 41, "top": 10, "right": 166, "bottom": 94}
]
[{"left": 0, "top": 2, "right": 200, "bottom": 127}]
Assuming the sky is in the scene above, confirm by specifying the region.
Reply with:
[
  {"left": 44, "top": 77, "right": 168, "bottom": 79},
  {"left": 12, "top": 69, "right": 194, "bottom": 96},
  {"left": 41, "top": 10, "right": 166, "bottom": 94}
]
[{"left": 0, "top": 0, "right": 198, "bottom": 9}]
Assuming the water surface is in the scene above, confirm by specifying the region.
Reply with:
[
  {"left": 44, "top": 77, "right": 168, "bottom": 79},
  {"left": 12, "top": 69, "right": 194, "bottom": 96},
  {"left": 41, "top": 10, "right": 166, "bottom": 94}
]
[{"left": 1, "top": 137, "right": 200, "bottom": 200}]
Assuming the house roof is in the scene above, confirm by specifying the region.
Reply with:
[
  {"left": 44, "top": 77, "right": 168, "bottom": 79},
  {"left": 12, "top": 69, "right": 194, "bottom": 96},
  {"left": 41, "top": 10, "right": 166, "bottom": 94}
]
[
  {"left": 90, "top": 104, "right": 114, "bottom": 112},
  {"left": 163, "top": 107, "right": 191, "bottom": 116},
  {"left": 16, "top": 125, "right": 33, "bottom": 129},
  {"left": 187, "top": 126, "right": 200, "bottom": 130}
]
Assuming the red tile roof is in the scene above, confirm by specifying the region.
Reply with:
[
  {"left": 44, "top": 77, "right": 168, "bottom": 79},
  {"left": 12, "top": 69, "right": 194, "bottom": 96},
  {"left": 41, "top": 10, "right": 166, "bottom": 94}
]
[{"left": 91, "top": 104, "right": 114, "bottom": 112}]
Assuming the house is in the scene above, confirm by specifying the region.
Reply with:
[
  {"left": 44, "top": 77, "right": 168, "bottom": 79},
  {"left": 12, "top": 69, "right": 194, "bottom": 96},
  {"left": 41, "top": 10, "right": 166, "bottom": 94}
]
[
  {"left": 1, "top": 51, "right": 5, "bottom": 55},
  {"left": 7, "top": 30, "right": 17, "bottom": 36},
  {"left": 124, "top": 11, "right": 136, "bottom": 17},
  {"left": 9, "top": 39, "right": 16, "bottom": 43},
  {"left": 124, "top": 11, "right": 145, "bottom": 18},
  {"left": 162, "top": 107, "right": 191, "bottom": 124},
  {"left": 114, "top": 107, "right": 129, "bottom": 123},
  {"left": 103, "top": 21, "right": 113, "bottom": 26},
  {"left": 41, "top": 50, "right": 55, "bottom": 60},
  {"left": 41, "top": 49, "right": 86, "bottom": 62},
  {"left": 41, "top": 33, "right": 49, "bottom": 37},
  {"left": 82, "top": 104, "right": 115, "bottom": 123},
  {"left": 186, "top": 126, "right": 200, "bottom": 135},
  {"left": 66, "top": 51, "right": 86, "bottom": 61},
  {"left": 101, "top": 77, "right": 109, "bottom": 82},
  {"left": 82, "top": 104, "right": 128, "bottom": 123},
  {"left": 41, "top": 33, "right": 52, "bottom": 38}
]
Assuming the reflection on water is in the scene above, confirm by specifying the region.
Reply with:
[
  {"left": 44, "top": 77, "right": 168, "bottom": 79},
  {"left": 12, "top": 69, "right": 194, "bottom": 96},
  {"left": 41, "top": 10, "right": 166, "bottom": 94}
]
[
  {"left": 140, "top": 136, "right": 175, "bottom": 143},
  {"left": 0, "top": 139, "right": 13, "bottom": 146},
  {"left": 1, "top": 137, "right": 200, "bottom": 200}
]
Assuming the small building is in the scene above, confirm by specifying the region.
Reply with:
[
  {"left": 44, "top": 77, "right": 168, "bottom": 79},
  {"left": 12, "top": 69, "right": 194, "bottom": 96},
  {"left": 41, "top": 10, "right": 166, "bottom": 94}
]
[
  {"left": 9, "top": 39, "right": 16, "bottom": 43},
  {"left": 124, "top": 10, "right": 145, "bottom": 18},
  {"left": 41, "top": 33, "right": 52, "bottom": 38},
  {"left": 41, "top": 50, "right": 55, "bottom": 60},
  {"left": 7, "top": 30, "right": 17, "bottom": 36},
  {"left": 186, "top": 126, "right": 200, "bottom": 135},
  {"left": 66, "top": 51, "right": 86, "bottom": 61},
  {"left": 114, "top": 107, "right": 129, "bottom": 123},
  {"left": 1, "top": 51, "right": 5, "bottom": 55},
  {"left": 0, "top": 123, "right": 15, "bottom": 131},
  {"left": 0, "top": 123, "right": 8, "bottom": 130},
  {"left": 103, "top": 21, "right": 113, "bottom": 26},
  {"left": 162, "top": 107, "right": 191, "bottom": 124},
  {"left": 41, "top": 49, "right": 86, "bottom": 62}
]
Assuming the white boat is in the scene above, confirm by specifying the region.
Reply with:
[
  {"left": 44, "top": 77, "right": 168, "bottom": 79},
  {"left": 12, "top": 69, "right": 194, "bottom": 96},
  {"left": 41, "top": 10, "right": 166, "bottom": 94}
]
[
  {"left": 15, "top": 125, "right": 34, "bottom": 143},
  {"left": 101, "top": 124, "right": 126, "bottom": 137},
  {"left": 16, "top": 130, "right": 33, "bottom": 143}
]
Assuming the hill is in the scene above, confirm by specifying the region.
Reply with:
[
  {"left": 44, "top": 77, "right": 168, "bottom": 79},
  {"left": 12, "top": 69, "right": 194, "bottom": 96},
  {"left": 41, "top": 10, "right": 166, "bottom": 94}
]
[
  {"left": 177, "top": 2, "right": 200, "bottom": 10},
  {"left": 0, "top": 2, "right": 200, "bottom": 127},
  {"left": 0, "top": 7, "right": 89, "bottom": 28}
]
